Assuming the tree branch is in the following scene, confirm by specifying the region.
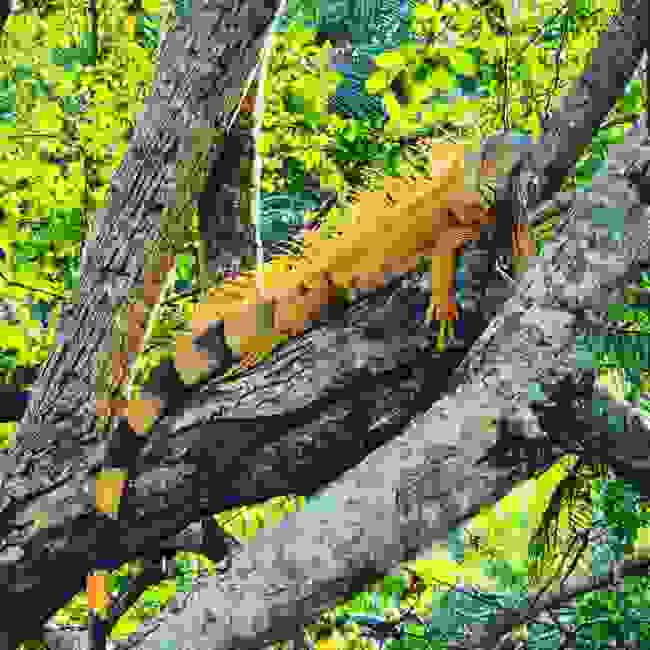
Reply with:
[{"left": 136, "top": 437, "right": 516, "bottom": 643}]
[
  {"left": 90, "top": 1, "right": 650, "bottom": 641},
  {"left": 449, "top": 552, "right": 650, "bottom": 650},
  {"left": 0, "top": 223, "right": 515, "bottom": 649},
  {"left": 0, "top": 1, "right": 649, "bottom": 649},
  {"left": 104, "top": 155, "right": 650, "bottom": 649},
  {"left": 492, "top": 0, "right": 649, "bottom": 261}
]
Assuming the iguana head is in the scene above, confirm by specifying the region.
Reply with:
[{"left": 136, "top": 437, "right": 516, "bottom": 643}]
[
  {"left": 480, "top": 130, "right": 536, "bottom": 269},
  {"left": 462, "top": 131, "right": 528, "bottom": 212},
  {"left": 478, "top": 130, "right": 534, "bottom": 203}
]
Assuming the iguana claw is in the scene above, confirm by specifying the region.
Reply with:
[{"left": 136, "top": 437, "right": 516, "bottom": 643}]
[{"left": 424, "top": 301, "right": 458, "bottom": 325}]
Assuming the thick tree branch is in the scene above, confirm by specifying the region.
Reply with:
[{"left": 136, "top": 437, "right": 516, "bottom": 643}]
[
  {"left": 0, "top": 0, "right": 284, "bottom": 646},
  {"left": 7, "top": 165, "right": 650, "bottom": 650},
  {"left": 0, "top": 1, "right": 649, "bottom": 649},
  {"left": 102, "top": 148, "right": 650, "bottom": 648},
  {"left": 0, "top": 221, "right": 515, "bottom": 649},
  {"left": 6, "top": 0, "right": 285, "bottom": 477},
  {"left": 492, "top": 0, "right": 649, "bottom": 260},
  {"left": 9, "top": 92, "right": 650, "bottom": 650},
  {"left": 96, "top": 2, "right": 650, "bottom": 639}
]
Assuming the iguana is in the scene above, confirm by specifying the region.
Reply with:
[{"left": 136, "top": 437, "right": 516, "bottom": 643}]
[
  {"left": 174, "top": 136, "right": 536, "bottom": 378},
  {"left": 98, "top": 132, "right": 535, "bottom": 433}
]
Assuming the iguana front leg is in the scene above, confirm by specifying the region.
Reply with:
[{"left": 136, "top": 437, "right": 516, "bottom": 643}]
[{"left": 425, "top": 224, "right": 485, "bottom": 325}]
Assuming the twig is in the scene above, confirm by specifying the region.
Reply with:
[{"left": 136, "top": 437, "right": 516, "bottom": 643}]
[{"left": 0, "top": 270, "right": 66, "bottom": 300}]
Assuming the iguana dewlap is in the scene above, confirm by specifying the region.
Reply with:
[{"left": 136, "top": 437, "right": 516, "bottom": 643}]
[{"left": 177, "top": 143, "right": 535, "bottom": 375}]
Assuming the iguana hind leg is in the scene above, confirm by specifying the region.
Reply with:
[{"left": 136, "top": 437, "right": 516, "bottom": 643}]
[{"left": 272, "top": 274, "right": 338, "bottom": 337}]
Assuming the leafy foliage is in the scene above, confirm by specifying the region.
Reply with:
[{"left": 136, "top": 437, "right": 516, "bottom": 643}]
[{"left": 6, "top": 0, "right": 650, "bottom": 648}]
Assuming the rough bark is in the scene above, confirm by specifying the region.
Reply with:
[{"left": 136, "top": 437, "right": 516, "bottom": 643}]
[
  {"left": 0, "top": 226, "right": 508, "bottom": 650},
  {"left": 198, "top": 124, "right": 257, "bottom": 279},
  {"left": 0, "top": 0, "right": 284, "bottom": 647},
  {"left": 0, "top": 1, "right": 649, "bottom": 650},
  {"left": 102, "top": 148, "right": 650, "bottom": 649},
  {"left": 90, "top": 2, "right": 650, "bottom": 646},
  {"left": 492, "top": 0, "right": 649, "bottom": 260},
  {"left": 8, "top": 177, "right": 649, "bottom": 650},
  {"left": 13, "top": 0, "right": 284, "bottom": 459}
]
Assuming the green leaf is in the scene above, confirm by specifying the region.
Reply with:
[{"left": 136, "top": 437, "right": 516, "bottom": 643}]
[
  {"left": 285, "top": 22, "right": 316, "bottom": 50},
  {"left": 428, "top": 66, "right": 454, "bottom": 90},
  {"left": 574, "top": 155, "right": 604, "bottom": 186},
  {"left": 366, "top": 69, "right": 391, "bottom": 94},
  {"left": 49, "top": 208, "right": 83, "bottom": 243},
  {"left": 13, "top": 64, "right": 33, "bottom": 81},
  {"left": 284, "top": 92, "right": 305, "bottom": 114},
  {"left": 176, "top": 254, "right": 193, "bottom": 281},
  {"left": 451, "top": 50, "right": 478, "bottom": 76},
  {"left": 80, "top": 30, "right": 98, "bottom": 64},
  {"left": 0, "top": 349, "right": 17, "bottom": 371},
  {"left": 384, "top": 146, "right": 401, "bottom": 176},
  {"left": 49, "top": 47, "right": 69, "bottom": 66},
  {"left": 601, "top": 125, "right": 625, "bottom": 145},
  {"left": 573, "top": 0, "right": 592, "bottom": 17},
  {"left": 31, "top": 78, "right": 50, "bottom": 98},
  {"left": 62, "top": 254, "right": 81, "bottom": 291},
  {"left": 14, "top": 241, "right": 49, "bottom": 267},
  {"left": 413, "top": 3, "right": 436, "bottom": 20},
  {"left": 31, "top": 222, "right": 50, "bottom": 243},
  {"left": 413, "top": 62, "right": 433, "bottom": 83},
  {"left": 622, "top": 92, "right": 643, "bottom": 113},
  {"left": 61, "top": 95, "right": 84, "bottom": 114},
  {"left": 302, "top": 110, "right": 321, "bottom": 130},
  {"left": 366, "top": 141, "right": 382, "bottom": 159},
  {"left": 509, "top": 62, "right": 529, "bottom": 82},
  {"left": 369, "top": 113, "right": 385, "bottom": 130},
  {"left": 60, "top": 47, "right": 84, "bottom": 68},
  {"left": 626, "top": 78, "right": 643, "bottom": 99},
  {"left": 374, "top": 50, "right": 406, "bottom": 69},
  {"left": 342, "top": 120, "right": 361, "bottom": 142}
]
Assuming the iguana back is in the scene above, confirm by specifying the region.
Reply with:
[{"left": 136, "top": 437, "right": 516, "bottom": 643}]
[{"left": 182, "top": 143, "right": 495, "bottom": 372}]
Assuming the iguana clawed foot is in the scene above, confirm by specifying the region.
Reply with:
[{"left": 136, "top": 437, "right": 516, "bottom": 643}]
[{"left": 424, "top": 299, "right": 458, "bottom": 326}]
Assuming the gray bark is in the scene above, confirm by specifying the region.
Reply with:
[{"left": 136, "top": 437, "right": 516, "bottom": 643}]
[
  {"left": 0, "top": 0, "right": 284, "bottom": 647},
  {"left": 3, "top": 229, "right": 512, "bottom": 650},
  {"left": 99, "top": 135, "right": 650, "bottom": 650},
  {"left": 1, "top": 0, "right": 650, "bottom": 649},
  {"left": 492, "top": 0, "right": 649, "bottom": 260},
  {"left": 93, "top": 1, "right": 650, "bottom": 647}
]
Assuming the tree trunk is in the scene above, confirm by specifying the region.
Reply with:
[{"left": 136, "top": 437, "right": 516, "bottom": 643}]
[
  {"left": 0, "top": 0, "right": 284, "bottom": 647},
  {"left": 2, "top": 0, "right": 650, "bottom": 649},
  {"left": 95, "top": 1, "right": 650, "bottom": 646},
  {"left": 104, "top": 126, "right": 650, "bottom": 650}
]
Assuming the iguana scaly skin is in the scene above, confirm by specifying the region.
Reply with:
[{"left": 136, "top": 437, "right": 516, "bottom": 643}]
[
  {"left": 98, "top": 138, "right": 535, "bottom": 429},
  {"left": 175, "top": 142, "right": 536, "bottom": 378}
]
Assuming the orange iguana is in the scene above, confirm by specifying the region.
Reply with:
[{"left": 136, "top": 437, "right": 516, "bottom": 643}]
[
  {"left": 175, "top": 140, "right": 536, "bottom": 377},
  {"left": 89, "top": 135, "right": 535, "bottom": 615},
  {"left": 101, "top": 137, "right": 535, "bottom": 433}
]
